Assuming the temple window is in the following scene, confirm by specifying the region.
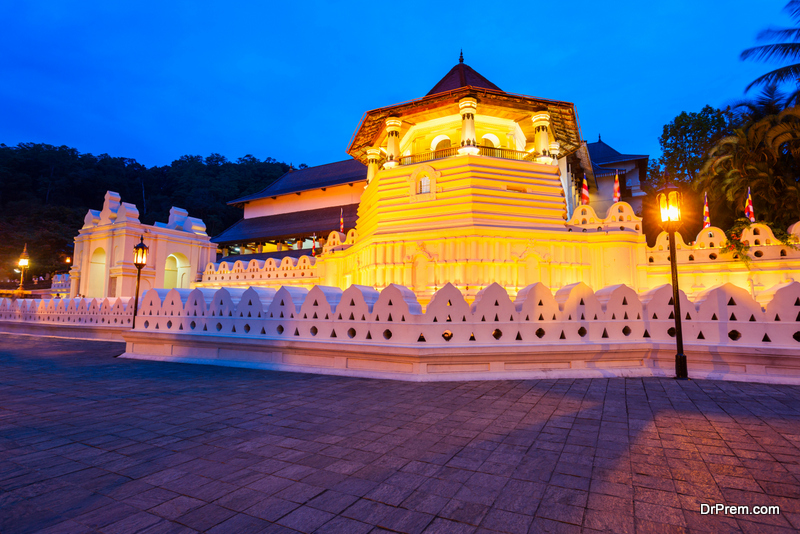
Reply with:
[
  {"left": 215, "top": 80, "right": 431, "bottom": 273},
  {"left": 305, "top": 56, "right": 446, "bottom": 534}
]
[
  {"left": 481, "top": 133, "right": 500, "bottom": 148},
  {"left": 418, "top": 175, "right": 431, "bottom": 194},
  {"left": 431, "top": 135, "right": 451, "bottom": 151}
]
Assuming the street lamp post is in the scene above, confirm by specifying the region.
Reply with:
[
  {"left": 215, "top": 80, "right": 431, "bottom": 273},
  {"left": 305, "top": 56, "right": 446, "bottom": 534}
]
[
  {"left": 657, "top": 181, "right": 688, "bottom": 380},
  {"left": 132, "top": 236, "right": 149, "bottom": 329},
  {"left": 18, "top": 244, "right": 29, "bottom": 294}
]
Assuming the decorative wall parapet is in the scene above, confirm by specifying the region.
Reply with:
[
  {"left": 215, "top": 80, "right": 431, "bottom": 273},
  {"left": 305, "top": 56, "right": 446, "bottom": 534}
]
[
  {"left": 566, "top": 202, "right": 643, "bottom": 233},
  {"left": 5, "top": 282, "right": 800, "bottom": 349},
  {"left": 647, "top": 222, "right": 800, "bottom": 265},
  {"left": 0, "top": 297, "right": 132, "bottom": 327},
  {"left": 4, "top": 280, "right": 800, "bottom": 382},
  {"left": 201, "top": 255, "right": 320, "bottom": 285}
]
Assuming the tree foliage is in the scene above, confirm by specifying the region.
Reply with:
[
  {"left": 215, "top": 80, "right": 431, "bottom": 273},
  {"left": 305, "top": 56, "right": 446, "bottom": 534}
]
[
  {"left": 741, "top": 0, "right": 800, "bottom": 91},
  {"left": 641, "top": 106, "right": 737, "bottom": 244},
  {"left": 0, "top": 143, "right": 293, "bottom": 280},
  {"left": 697, "top": 103, "right": 800, "bottom": 230},
  {"left": 648, "top": 106, "right": 737, "bottom": 185}
]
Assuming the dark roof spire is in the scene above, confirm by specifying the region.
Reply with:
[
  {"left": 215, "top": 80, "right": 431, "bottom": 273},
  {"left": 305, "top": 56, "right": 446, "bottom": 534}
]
[{"left": 426, "top": 56, "right": 503, "bottom": 96}]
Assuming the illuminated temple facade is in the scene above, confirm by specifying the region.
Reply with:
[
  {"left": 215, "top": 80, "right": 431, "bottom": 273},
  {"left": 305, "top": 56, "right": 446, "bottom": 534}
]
[{"left": 199, "top": 58, "right": 800, "bottom": 305}]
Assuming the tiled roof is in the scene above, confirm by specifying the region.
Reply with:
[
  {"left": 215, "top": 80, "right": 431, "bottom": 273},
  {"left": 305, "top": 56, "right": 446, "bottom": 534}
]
[
  {"left": 586, "top": 138, "right": 647, "bottom": 165},
  {"left": 426, "top": 61, "right": 503, "bottom": 96},
  {"left": 212, "top": 203, "right": 360, "bottom": 244},
  {"left": 229, "top": 159, "right": 367, "bottom": 204}
]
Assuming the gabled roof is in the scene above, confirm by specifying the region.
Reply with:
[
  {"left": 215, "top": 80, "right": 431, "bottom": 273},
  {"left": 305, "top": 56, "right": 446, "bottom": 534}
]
[
  {"left": 586, "top": 137, "right": 647, "bottom": 165},
  {"left": 228, "top": 159, "right": 367, "bottom": 205},
  {"left": 426, "top": 56, "right": 502, "bottom": 96}
]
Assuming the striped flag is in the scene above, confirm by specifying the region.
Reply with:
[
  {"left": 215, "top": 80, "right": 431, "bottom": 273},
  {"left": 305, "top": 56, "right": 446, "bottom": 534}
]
[
  {"left": 581, "top": 174, "right": 590, "bottom": 205},
  {"left": 613, "top": 172, "right": 621, "bottom": 203},
  {"left": 311, "top": 234, "right": 316, "bottom": 256},
  {"left": 339, "top": 207, "right": 344, "bottom": 233},
  {"left": 702, "top": 192, "right": 711, "bottom": 229},
  {"left": 744, "top": 187, "right": 755, "bottom": 222}
]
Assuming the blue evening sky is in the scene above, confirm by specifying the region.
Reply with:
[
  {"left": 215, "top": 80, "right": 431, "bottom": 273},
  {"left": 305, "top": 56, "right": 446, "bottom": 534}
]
[{"left": 1, "top": 1, "right": 792, "bottom": 168}]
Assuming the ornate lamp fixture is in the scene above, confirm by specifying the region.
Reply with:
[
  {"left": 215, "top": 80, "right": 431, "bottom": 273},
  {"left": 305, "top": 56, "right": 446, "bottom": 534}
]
[
  {"left": 17, "top": 244, "right": 29, "bottom": 293},
  {"left": 657, "top": 181, "right": 688, "bottom": 380},
  {"left": 132, "top": 236, "right": 149, "bottom": 329}
]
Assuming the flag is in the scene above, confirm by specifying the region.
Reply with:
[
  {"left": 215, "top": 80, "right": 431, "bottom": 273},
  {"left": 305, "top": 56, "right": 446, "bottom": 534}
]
[
  {"left": 703, "top": 192, "right": 711, "bottom": 228},
  {"left": 339, "top": 207, "right": 344, "bottom": 233},
  {"left": 311, "top": 234, "right": 316, "bottom": 256},
  {"left": 581, "top": 174, "right": 590, "bottom": 205},
  {"left": 744, "top": 187, "right": 755, "bottom": 222},
  {"left": 613, "top": 172, "right": 621, "bottom": 203}
]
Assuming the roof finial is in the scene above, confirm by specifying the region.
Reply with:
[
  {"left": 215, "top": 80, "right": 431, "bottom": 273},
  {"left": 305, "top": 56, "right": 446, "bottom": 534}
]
[
  {"left": 598, "top": 134, "right": 601, "bottom": 141},
  {"left": 459, "top": 49, "right": 463, "bottom": 63}
]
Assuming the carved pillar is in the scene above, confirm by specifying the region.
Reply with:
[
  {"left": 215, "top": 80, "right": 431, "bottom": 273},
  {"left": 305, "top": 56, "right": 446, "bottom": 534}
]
[
  {"left": 532, "top": 112, "right": 551, "bottom": 163},
  {"left": 383, "top": 118, "right": 402, "bottom": 169},
  {"left": 458, "top": 97, "right": 479, "bottom": 155},
  {"left": 366, "top": 147, "right": 381, "bottom": 185}
]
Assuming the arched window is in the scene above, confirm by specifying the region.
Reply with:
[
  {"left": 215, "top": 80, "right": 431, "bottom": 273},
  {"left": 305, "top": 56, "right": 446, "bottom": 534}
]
[
  {"left": 431, "top": 135, "right": 451, "bottom": 151},
  {"left": 481, "top": 133, "right": 500, "bottom": 148},
  {"left": 418, "top": 174, "right": 431, "bottom": 194}
]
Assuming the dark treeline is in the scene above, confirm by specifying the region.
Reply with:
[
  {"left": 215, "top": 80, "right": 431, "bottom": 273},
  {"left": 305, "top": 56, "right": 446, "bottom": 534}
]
[{"left": 0, "top": 143, "right": 296, "bottom": 279}]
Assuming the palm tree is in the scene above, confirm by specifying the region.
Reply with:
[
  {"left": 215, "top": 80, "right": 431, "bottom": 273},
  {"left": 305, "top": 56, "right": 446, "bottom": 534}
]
[
  {"left": 698, "top": 108, "right": 800, "bottom": 228},
  {"left": 732, "top": 84, "right": 792, "bottom": 122},
  {"left": 741, "top": 0, "right": 800, "bottom": 91}
]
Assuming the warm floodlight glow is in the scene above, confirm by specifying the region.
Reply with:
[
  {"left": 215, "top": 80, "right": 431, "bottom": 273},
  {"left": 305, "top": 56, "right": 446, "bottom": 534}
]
[{"left": 133, "top": 236, "right": 148, "bottom": 268}]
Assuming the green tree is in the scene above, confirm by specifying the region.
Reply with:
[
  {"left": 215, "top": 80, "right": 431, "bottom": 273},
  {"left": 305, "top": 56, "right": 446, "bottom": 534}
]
[
  {"left": 741, "top": 0, "right": 800, "bottom": 91},
  {"left": 648, "top": 106, "right": 737, "bottom": 185},
  {"left": 0, "top": 143, "right": 291, "bottom": 281},
  {"left": 642, "top": 106, "right": 737, "bottom": 245},
  {"left": 698, "top": 106, "right": 800, "bottom": 229}
]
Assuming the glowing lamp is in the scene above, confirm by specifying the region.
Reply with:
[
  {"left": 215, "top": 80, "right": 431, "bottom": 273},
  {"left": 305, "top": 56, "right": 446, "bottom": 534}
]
[
  {"left": 657, "top": 179, "right": 688, "bottom": 379},
  {"left": 17, "top": 244, "right": 29, "bottom": 293},
  {"left": 133, "top": 236, "right": 149, "bottom": 268},
  {"left": 658, "top": 188, "right": 681, "bottom": 223},
  {"left": 132, "top": 236, "right": 149, "bottom": 329},
  {"left": 65, "top": 257, "right": 71, "bottom": 264}
]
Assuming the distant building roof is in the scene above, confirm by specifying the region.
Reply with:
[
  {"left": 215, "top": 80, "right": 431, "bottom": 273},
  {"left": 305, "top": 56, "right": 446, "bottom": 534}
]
[
  {"left": 426, "top": 55, "right": 503, "bottom": 96},
  {"left": 586, "top": 137, "right": 647, "bottom": 166},
  {"left": 229, "top": 159, "right": 367, "bottom": 205},
  {"left": 212, "top": 203, "right": 360, "bottom": 245}
]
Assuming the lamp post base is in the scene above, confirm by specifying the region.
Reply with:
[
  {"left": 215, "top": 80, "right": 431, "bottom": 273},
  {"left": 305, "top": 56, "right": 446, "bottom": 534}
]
[{"left": 675, "top": 353, "right": 689, "bottom": 380}]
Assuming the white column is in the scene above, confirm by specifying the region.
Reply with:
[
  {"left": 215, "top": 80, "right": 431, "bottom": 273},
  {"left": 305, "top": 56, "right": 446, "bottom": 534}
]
[
  {"left": 548, "top": 141, "right": 560, "bottom": 166},
  {"left": 532, "top": 112, "right": 551, "bottom": 163},
  {"left": 458, "top": 97, "right": 479, "bottom": 155},
  {"left": 366, "top": 147, "right": 381, "bottom": 185},
  {"left": 383, "top": 118, "right": 402, "bottom": 169}
]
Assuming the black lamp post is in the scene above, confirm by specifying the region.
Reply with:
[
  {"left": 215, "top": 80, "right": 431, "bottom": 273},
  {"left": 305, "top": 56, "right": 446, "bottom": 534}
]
[
  {"left": 132, "top": 236, "right": 149, "bottom": 329},
  {"left": 657, "top": 180, "right": 688, "bottom": 380}
]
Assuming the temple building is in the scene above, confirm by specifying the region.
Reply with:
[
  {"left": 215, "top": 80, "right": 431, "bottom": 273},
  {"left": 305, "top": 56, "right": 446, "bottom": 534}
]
[
  {"left": 69, "top": 192, "right": 215, "bottom": 299},
  {"left": 585, "top": 135, "right": 648, "bottom": 215},
  {"left": 196, "top": 56, "right": 800, "bottom": 305}
]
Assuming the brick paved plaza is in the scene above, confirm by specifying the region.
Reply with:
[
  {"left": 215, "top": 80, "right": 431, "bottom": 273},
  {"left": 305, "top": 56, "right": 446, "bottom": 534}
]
[{"left": 1, "top": 333, "right": 800, "bottom": 533}]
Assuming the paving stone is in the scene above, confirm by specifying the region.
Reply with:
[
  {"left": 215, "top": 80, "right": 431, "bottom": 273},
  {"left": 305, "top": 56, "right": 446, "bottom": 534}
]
[
  {"left": 3, "top": 335, "right": 800, "bottom": 534},
  {"left": 243, "top": 496, "right": 300, "bottom": 522},
  {"left": 276, "top": 504, "right": 335, "bottom": 532}
]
